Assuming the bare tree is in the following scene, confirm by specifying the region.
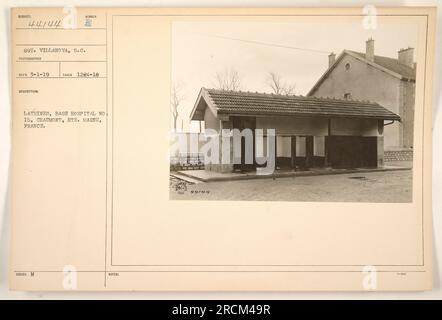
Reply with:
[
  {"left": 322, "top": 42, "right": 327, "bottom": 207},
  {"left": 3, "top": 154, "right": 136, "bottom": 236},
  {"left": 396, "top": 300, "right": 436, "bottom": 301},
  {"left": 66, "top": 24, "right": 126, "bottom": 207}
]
[
  {"left": 213, "top": 68, "right": 242, "bottom": 91},
  {"left": 266, "top": 72, "right": 296, "bottom": 95},
  {"left": 171, "top": 82, "right": 185, "bottom": 131}
]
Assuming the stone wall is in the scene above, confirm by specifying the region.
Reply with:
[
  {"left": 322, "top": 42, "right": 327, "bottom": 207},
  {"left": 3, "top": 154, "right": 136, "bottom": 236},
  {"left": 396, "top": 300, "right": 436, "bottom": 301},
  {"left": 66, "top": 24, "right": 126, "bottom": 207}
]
[{"left": 384, "top": 149, "right": 413, "bottom": 162}]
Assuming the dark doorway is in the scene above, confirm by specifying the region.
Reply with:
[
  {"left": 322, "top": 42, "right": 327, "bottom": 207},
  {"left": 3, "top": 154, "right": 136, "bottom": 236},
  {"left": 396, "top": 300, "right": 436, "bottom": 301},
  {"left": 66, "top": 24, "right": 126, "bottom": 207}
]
[
  {"left": 232, "top": 116, "right": 256, "bottom": 171},
  {"left": 326, "top": 136, "right": 378, "bottom": 168}
]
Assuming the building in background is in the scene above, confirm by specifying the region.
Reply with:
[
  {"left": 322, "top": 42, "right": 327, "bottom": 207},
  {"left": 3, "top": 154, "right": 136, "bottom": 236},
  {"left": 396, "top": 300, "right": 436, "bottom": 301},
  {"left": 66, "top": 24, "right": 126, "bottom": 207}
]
[
  {"left": 308, "top": 38, "right": 415, "bottom": 160},
  {"left": 190, "top": 88, "right": 400, "bottom": 173}
]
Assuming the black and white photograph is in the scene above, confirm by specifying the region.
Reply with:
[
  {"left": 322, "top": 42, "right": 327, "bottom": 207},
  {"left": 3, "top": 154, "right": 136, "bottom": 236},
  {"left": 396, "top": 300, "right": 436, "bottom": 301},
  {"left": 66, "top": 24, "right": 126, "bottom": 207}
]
[
  {"left": 169, "top": 20, "right": 417, "bottom": 202},
  {"left": 3, "top": 4, "right": 438, "bottom": 295}
]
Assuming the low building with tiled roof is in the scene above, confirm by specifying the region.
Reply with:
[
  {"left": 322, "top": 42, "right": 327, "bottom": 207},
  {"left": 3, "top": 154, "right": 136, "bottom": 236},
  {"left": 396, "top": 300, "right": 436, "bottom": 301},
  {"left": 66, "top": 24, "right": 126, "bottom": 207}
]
[
  {"left": 308, "top": 38, "right": 416, "bottom": 152},
  {"left": 191, "top": 87, "right": 400, "bottom": 173},
  {"left": 192, "top": 88, "right": 400, "bottom": 120}
]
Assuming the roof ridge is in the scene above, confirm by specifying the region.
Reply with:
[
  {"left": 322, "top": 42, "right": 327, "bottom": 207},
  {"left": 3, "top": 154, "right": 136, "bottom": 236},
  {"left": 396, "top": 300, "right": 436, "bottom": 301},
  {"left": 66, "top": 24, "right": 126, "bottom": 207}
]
[
  {"left": 348, "top": 50, "right": 416, "bottom": 72},
  {"left": 348, "top": 49, "right": 398, "bottom": 60}
]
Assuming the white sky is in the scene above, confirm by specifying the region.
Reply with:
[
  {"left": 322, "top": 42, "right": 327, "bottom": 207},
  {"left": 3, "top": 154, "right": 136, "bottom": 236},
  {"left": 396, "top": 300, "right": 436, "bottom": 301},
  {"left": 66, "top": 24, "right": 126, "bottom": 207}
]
[{"left": 172, "top": 19, "right": 418, "bottom": 132}]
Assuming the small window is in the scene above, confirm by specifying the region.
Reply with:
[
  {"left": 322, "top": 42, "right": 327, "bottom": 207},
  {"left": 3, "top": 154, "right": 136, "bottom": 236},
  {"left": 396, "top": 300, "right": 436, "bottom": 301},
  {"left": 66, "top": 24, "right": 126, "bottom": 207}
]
[
  {"left": 345, "top": 63, "right": 351, "bottom": 70},
  {"left": 344, "top": 92, "right": 352, "bottom": 100}
]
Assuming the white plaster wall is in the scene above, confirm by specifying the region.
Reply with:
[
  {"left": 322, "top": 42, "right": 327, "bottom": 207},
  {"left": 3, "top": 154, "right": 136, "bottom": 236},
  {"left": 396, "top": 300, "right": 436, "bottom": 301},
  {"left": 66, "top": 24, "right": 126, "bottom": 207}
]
[
  {"left": 256, "top": 116, "right": 328, "bottom": 136},
  {"left": 330, "top": 118, "right": 380, "bottom": 136},
  {"left": 311, "top": 54, "right": 403, "bottom": 148}
]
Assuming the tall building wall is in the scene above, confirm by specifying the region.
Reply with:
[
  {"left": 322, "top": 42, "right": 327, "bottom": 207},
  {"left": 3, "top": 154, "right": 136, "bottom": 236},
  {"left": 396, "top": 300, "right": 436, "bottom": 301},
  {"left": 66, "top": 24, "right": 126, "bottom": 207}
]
[
  {"left": 400, "top": 80, "right": 416, "bottom": 148},
  {"left": 310, "top": 54, "right": 407, "bottom": 150}
]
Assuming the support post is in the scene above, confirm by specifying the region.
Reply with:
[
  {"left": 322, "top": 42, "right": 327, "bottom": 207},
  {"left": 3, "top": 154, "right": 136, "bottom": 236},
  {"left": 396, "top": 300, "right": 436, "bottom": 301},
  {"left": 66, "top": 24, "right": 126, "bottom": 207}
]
[
  {"left": 291, "top": 136, "right": 297, "bottom": 170},
  {"left": 305, "top": 136, "right": 314, "bottom": 168},
  {"left": 324, "top": 136, "right": 329, "bottom": 167},
  {"left": 377, "top": 136, "right": 384, "bottom": 167},
  {"left": 275, "top": 135, "right": 278, "bottom": 169}
]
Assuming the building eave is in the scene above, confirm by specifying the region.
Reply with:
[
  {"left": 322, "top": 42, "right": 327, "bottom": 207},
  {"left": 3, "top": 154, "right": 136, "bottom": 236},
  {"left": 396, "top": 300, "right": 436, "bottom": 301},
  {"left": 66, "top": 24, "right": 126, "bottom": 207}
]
[
  {"left": 217, "top": 110, "right": 400, "bottom": 121},
  {"left": 189, "top": 87, "right": 218, "bottom": 121}
]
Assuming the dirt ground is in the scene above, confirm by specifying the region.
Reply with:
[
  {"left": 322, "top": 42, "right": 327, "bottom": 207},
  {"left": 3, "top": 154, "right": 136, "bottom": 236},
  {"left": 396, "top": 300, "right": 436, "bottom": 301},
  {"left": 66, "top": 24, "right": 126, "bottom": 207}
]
[{"left": 170, "top": 169, "right": 413, "bottom": 202}]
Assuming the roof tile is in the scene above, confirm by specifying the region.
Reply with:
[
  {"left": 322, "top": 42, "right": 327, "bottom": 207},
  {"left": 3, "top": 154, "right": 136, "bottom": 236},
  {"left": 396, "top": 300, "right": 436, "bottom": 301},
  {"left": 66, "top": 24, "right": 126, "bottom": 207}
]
[{"left": 203, "top": 88, "right": 400, "bottom": 121}]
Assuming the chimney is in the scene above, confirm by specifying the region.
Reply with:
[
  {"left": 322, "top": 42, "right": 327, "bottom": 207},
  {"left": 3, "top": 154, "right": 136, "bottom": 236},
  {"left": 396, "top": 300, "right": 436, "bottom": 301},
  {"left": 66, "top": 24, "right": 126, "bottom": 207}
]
[
  {"left": 398, "top": 47, "right": 414, "bottom": 68},
  {"left": 366, "top": 38, "right": 375, "bottom": 62},
  {"left": 328, "top": 52, "right": 336, "bottom": 68}
]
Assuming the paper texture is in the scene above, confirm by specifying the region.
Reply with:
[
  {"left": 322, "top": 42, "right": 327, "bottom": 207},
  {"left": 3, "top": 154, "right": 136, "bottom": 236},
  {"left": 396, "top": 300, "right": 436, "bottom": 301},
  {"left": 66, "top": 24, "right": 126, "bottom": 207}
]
[{"left": 10, "top": 7, "right": 435, "bottom": 291}]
